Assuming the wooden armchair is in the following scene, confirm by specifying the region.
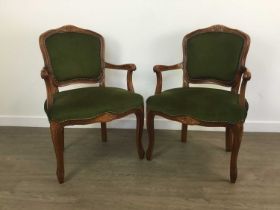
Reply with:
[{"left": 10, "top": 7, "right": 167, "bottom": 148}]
[
  {"left": 39, "top": 25, "right": 144, "bottom": 183},
  {"left": 146, "top": 25, "right": 251, "bottom": 183}
]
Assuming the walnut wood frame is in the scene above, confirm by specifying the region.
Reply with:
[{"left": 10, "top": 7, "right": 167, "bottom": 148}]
[
  {"left": 40, "top": 25, "right": 144, "bottom": 183},
  {"left": 146, "top": 25, "right": 251, "bottom": 183}
]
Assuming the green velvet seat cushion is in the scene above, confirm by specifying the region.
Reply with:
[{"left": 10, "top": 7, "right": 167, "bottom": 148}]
[
  {"left": 45, "top": 87, "right": 143, "bottom": 122},
  {"left": 147, "top": 87, "right": 247, "bottom": 124},
  {"left": 46, "top": 32, "right": 102, "bottom": 82},
  {"left": 186, "top": 32, "right": 244, "bottom": 82}
]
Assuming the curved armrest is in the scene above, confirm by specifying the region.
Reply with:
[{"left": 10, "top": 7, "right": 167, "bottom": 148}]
[
  {"left": 105, "top": 62, "right": 136, "bottom": 92},
  {"left": 153, "top": 63, "right": 183, "bottom": 94},
  {"left": 239, "top": 67, "right": 251, "bottom": 107},
  {"left": 105, "top": 62, "right": 136, "bottom": 71},
  {"left": 41, "top": 67, "right": 58, "bottom": 109},
  {"left": 153, "top": 63, "right": 183, "bottom": 73}
]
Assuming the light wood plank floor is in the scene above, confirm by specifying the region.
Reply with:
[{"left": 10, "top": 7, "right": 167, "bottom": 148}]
[{"left": 0, "top": 127, "right": 279, "bottom": 210}]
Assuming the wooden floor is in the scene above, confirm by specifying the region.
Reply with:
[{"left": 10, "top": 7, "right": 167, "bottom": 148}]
[{"left": 0, "top": 127, "right": 279, "bottom": 210}]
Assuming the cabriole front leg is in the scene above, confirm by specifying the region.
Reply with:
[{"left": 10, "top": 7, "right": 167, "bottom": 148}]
[
  {"left": 50, "top": 122, "right": 65, "bottom": 184},
  {"left": 135, "top": 108, "right": 145, "bottom": 159},
  {"left": 230, "top": 124, "right": 243, "bottom": 183},
  {"left": 146, "top": 111, "right": 155, "bottom": 161},
  {"left": 226, "top": 126, "right": 233, "bottom": 152}
]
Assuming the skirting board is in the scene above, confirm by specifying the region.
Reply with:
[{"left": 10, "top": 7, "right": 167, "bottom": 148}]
[{"left": 0, "top": 115, "right": 279, "bottom": 132}]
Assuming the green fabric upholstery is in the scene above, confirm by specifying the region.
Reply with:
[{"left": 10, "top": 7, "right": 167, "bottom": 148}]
[
  {"left": 147, "top": 87, "right": 247, "bottom": 124},
  {"left": 186, "top": 32, "right": 244, "bottom": 82},
  {"left": 46, "top": 32, "right": 102, "bottom": 82},
  {"left": 45, "top": 87, "right": 143, "bottom": 122}
]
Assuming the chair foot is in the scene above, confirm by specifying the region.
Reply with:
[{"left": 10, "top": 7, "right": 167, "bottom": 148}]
[
  {"left": 57, "top": 168, "right": 64, "bottom": 184},
  {"left": 146, "top": 150, "right": 153, "bottom": 161},
  {"left": 138, "top": 150, "right": 145, "bottom": 159},
  {"left": 146, "top": 111, "right": 155, "bottom": 161},
  {"left": 230, "top": 124, "right": 243, "bottom": 183},
  {"left": 230, "top": 171, "right": 237, "bottom": 183}
]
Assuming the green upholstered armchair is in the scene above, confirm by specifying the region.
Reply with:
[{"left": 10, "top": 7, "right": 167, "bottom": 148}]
[
  {"left": 40, "top": 25, "right": 144, "bottom": 183},
  {"left": 146, "top": 25, "right": 251, "bottom": 183}
]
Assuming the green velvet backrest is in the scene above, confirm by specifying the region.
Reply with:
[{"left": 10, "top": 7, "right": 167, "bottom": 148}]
[
  {"left": 185, "top": 32, "right": 244, "bottom": 83},
  {"left": 45, "top": 32, "right": 102, "bottom": 82}
]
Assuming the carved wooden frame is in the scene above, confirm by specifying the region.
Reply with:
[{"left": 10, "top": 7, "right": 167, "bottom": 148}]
[
  {"left": 40, "top": 25, "right": 144, "bottom": 183},
  {"left": 183, "top": 24, "right": 251, "bottom": 90},
  {"left": 146, "top": 25, "right": 251, "bottom": 183},
  {"left": 40, "top": 25, "right": 106, "bottom": 87}
]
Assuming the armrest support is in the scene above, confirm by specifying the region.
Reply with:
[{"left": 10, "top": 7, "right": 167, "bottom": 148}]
[
  {"left": 153, "top": 63, "right": 183, "bottom": 94},
  {"left": 239, "top": 67, "right": 251, "bottom": 107},
  {"left": 41, "top": 67, "right": 58, "bottom": 109},
  {"left": 105, "top": 62, "right": 136, "bottom": 92}
]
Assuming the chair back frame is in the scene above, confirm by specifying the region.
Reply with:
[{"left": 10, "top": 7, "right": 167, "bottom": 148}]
[
  {"left": 39, "top": 25, "right": 106, "bottom": 87},
  {"left": 182, "top": 25, "right": 250, "bottom": 93}
]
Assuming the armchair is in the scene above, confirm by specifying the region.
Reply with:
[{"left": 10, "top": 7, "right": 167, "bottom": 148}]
[
  {"left": 40, "top": 25, "right": 144, "bottom": 183},
  {"left": 146, "top": 25, "right": 251, "bottom": 183}
]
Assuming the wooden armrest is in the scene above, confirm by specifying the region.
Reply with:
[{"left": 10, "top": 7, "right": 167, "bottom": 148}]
[
  {"left": 153, "top": 63, "right": 183, "bottom": 94},
  {"left": 153, "top": 63, "right": 183, "bottom": 72},
  {"left": 41, "top": 67, "right": 49, "bottom": 79},
  {"left": 239, "top": 67, "right": 251, "bottom": 107},
  {"left": 105, "top": 62, "right": 136, "bottom": 92},
  {"left": 242, "top": 69, "right": 251, "bottom": 81},
  {"left": 105, "top": 62, "right": 136, "bottom": 71},
  {"left": 41, "top": 67, "right": 57, "bottom": 108}
]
